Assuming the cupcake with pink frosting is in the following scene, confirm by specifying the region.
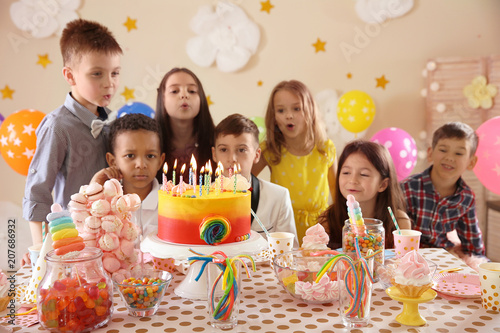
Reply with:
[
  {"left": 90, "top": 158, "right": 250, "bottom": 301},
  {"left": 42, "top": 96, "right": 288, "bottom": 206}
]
[
  {"left": 391, "top": 250, "right": 432, "bottom": 297},
  {"left": 299, "top": 224, "right": 330, "bottom": 256}
]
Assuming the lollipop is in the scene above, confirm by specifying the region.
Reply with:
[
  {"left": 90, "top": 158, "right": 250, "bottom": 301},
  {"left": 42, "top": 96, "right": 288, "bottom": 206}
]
[
  {"left": 48, "top": 204, "right": 85, "bottom": 257},
  {"left": 199, "top": 215, "right": 231, "bottom": 245}
]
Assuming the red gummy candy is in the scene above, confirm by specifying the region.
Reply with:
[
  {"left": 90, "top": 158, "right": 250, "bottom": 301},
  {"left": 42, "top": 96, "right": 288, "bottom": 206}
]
[
  {"left": 88, "top": 285, "right": 99, "bottom": 300},
  {"left": 53, "top": 280, "right": 66, "bottom": 291}
]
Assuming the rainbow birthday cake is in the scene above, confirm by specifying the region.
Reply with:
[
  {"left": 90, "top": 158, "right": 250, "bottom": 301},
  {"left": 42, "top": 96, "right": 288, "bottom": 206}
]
[{"left": 158, "top": 173, "right": 251, "bottom": 245}]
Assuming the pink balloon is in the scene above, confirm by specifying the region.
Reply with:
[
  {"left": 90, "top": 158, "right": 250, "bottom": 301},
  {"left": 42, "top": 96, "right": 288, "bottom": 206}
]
[
  {"left": 473, "top": 117, "right": 500, "bottom": 195},
  {"left": 371, "top": 127, "right": 417, "bottom": 182}
]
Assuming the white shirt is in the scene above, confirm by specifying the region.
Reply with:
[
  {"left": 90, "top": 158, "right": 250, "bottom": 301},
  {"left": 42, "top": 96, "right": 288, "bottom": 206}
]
[
  {"left": 252, "top": 178, "right": 299, "bottom": 248},
  {"left": 136, "top": 178, "right": 159, "bottom": 238}
]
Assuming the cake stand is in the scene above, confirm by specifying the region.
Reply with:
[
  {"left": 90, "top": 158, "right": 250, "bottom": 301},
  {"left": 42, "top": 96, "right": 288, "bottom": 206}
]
[
  {"left": 385, "top": 287, "right": 437, "bottom": 326},
  {"left": 141, "top": 230, "right": 268, "bottom": 300}
]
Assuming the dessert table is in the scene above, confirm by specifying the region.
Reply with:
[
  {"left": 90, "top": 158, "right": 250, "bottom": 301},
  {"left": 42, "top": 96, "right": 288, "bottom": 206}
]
[{"left": 2, "top": 248, "right": 500, "bottom": 332}]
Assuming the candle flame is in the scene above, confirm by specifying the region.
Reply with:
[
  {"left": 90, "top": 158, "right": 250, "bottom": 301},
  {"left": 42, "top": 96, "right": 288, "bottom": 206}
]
[
  {"left": 238, "top": 163, "right": 241, "bottom": 173},
  {"left": 173, "top": 159, "right": 178, "bottom": 169},
  {"left": 233, "top": 163, "right": 237, "bottom": 175},
  {"left": 190, "top": 154, "right": 197, "bottom": 170},
  {"left": 163, "top": 162, "right": 168, "bottom": 174},
  {"left": 180, "top": 163, "right": 186, "bottom": 173},
  {"left": 200, "top": 166, "right": 205, "bottom": 174},
  {"left": 218, "top": 161, "right": 224, "bottom": 173},
  {"left": 208, "top": 160, "right": 212, "bottom": 174}
]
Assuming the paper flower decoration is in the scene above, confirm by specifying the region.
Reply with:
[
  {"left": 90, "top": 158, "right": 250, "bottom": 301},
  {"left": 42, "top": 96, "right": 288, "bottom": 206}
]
[
  {"left": 186, "top": 1, "right": 260, "bottom": 73},
  {"left": 463, "top": 75, "right": 498, "bottom": 109},
  {"left": 10, "top": 0, "right": 80, "bottom": 39},
  {"left": 355, "top": 0, "right": 414, "bottom": 24}
]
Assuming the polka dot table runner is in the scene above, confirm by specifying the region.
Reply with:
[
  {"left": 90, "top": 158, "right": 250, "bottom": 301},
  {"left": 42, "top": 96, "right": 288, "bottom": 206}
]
[{"left": 3, "top": 249, "right": 499, "bottom": 332}]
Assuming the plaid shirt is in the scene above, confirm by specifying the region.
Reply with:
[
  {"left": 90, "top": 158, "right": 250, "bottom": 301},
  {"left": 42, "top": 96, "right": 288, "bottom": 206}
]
[{"left": 400, "top": 166, "right": 485, "bottom": 256}]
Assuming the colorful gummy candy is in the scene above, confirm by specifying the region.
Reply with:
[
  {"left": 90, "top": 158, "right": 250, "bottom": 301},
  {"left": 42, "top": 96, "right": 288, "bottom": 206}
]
[
  {"left": 117, "top": 277, "right": 167, "bottom": 309},
  {"left": 38, "top": 277, "right": 112, "bottom": 332}
]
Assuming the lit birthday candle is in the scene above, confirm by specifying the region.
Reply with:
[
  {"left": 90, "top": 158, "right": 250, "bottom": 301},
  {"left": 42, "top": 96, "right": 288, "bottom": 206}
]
[
  {"left": 189, "top": 154, "right": 194, "bottom": 186},
  {"left": 179, "top": 164, "right": 186, "bottom": 196},
  {"left": 191, "top": 155, "right": 197, "bottom": 195},
  {"left": 217, "top": 162, "right": 224, "bottom": 194},
  {"left": 206, "top": 160, "right": 212, "bottom": 195},
  {"left": 233, "top": 163, "right": 238, "bottom": 194},
  {"left": 172, "top": 159, "right": 178, "bottom": 187},
  {"left": 215, "top": 166, "right": 221, "bottom": 196},
  {"left": 162, "top": 162, "right": 168, "bottom": 192},
  {"left": 199, "top": 166, "right": 204, "bottom": 197}
]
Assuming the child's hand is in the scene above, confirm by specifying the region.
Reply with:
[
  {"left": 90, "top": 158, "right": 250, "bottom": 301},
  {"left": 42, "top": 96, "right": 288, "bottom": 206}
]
[
  {"left": 91, "top": 166, "right": 122, "bottom": 185},
  {"left": 21, "top": 252, "right": 31, "bottom": 267}
]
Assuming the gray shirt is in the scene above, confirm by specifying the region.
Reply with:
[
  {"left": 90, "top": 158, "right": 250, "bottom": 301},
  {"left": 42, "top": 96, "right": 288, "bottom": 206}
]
[{"left": 23, "top": 93, "right": 111, "bottom": 222}]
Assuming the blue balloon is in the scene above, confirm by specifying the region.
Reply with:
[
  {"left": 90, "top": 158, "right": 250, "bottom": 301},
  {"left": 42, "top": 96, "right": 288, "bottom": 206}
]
[{"left": 117, "top": 102, "right": 155, "bottom": 119}]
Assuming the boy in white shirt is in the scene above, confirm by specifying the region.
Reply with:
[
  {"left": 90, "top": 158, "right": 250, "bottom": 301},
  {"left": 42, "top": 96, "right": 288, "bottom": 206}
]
[{"left": 212, "top": 114, "right": 298, "bottom": 248}]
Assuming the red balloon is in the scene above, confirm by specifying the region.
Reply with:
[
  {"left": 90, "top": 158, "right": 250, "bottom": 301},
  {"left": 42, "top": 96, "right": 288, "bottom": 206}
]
[{"left": 0, "top": 109, "right": 45, "bottom": 175}]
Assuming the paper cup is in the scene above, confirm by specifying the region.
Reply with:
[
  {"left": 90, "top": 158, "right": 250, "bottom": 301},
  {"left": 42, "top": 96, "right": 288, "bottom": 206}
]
[
  {"left": 28, "top": 244, "right": 42, "bottom": 268},
  {"left": 268, "top": 232, "right": 294, "bottom": 267},
  {"left": 478, "top": 262, "right": 500, "bottom": 312},
  {"left": 393, "top": 230, "right": 421, "bottom": 258}
]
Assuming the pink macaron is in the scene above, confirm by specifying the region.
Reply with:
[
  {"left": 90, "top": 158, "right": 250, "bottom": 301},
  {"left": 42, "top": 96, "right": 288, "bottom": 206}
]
[
  {"left": 86, "top": 183, "right": 104, "bottom": 201},
  {"left": 101, "top": 215, "right": 123, "bottom": 234},
  {"left": 98, "top": 232, "right": 120, "bottom": 251},
  {"left": 103, "top": 178, "right": 123, "bottom": 199},
  {"left": 84, "top": 216, "right": 101, "bottom": 234},
  {"left": 90, "top": 199, "right": 111, "bottom": 217},
  {"left": 102, "top": 252, "right": 121, "bottom": 273},
  {"left": 68, "top": 193, "right": 88, "bottom": 211},
  {"left": 120, "top": 221, "right": 139, "bottom": 241}
]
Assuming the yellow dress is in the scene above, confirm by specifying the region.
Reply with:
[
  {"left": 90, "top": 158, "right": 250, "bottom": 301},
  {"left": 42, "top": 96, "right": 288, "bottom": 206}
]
[{"left": 261, "top": 139, "right": 336, "bottom": 241}]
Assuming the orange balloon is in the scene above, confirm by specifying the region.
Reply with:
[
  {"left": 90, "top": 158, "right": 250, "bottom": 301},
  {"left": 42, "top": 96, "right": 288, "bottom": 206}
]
[{"left": 0, "top": 109, "right": 45, "bottom": 176}]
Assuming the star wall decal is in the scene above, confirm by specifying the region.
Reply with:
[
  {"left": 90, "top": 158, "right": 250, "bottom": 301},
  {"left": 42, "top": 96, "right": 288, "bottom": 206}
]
[
  {"left": 260, "top": 0, "right": 274, "bottom": 14},
  {"left": 207, "top": 95, "right": 214, "bottom": 106},
  {"left": 1, "top": 85, "right": 15, "bottom": 99},
  {"left": 121, "top": 87, "right": 135, "bottom": 101},
  {"left": 312, "top": 38, "right": 326, "bottom": 53},
  {"left": 123, "top": 17, "right": 137, "bottom": 32},
  {"left": 376, "top": 75, "right": 389, "bottom": 89},
  {"left": 37, "top": 54, "right": 52, "bottom": 68}
]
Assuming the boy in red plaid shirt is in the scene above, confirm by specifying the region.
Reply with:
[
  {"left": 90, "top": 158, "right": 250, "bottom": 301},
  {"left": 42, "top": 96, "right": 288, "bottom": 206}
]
[{"left": 401, "top": 122, "right": 485, "bottom": 257}]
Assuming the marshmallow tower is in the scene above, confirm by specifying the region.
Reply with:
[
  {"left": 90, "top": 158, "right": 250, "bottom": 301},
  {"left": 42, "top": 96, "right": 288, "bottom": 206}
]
[{"left": 69, "top": 179, "right": 142, "bottom": 280}]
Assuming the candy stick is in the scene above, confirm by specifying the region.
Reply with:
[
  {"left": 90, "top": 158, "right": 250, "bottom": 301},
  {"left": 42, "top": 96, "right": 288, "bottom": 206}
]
[
  {"left": 251, "top": 209, "right": 271, "bottom": 238},
  {"left": 387, "top": 206, "right": 401, "bottom": 235}
]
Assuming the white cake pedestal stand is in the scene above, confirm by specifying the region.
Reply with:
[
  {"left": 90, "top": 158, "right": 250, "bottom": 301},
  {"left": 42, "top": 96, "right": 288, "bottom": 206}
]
[{"left": 141, "top": 230, "right": 268, "bottom": 300}]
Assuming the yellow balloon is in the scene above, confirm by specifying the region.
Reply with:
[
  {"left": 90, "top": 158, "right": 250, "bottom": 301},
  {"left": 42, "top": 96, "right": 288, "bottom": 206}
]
[{"left": 337, "top": 90, "right": 376, "bottom": 133}]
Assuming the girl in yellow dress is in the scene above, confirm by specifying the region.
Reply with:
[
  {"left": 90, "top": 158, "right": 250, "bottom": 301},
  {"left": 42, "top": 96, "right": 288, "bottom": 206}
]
[{"left": 252, "top": 80, "right": 336, "bottom": 241}]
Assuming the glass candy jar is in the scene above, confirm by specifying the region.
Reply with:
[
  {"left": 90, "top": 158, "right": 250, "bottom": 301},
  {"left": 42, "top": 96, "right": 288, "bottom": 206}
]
[
  {"left": 37, "top": 247, "right": 113, "bottom": 332},
  {"left": 342, "top": 218, "right": 385, "bottom": 279}
]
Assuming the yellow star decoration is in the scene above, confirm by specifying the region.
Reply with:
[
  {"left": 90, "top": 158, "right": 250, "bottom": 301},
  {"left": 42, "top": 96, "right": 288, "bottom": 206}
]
[
  {"left": 207, "top": 95, "right": 214, "bottom": 106},
  {"left": 347, "top": 73, "right": 353, "bottom": 79},
  {"left": 37, "top": 54, "right": 52, "bottom": 68},
  {"left": 257, "top": 80, "right": 263, "bottom": 86},
  {"left": 376, "top": 75, "right": 389, "bottom": 89},
  {"left": 121, "top": 87, "right": 135, "bottom": 101},
  {"left": 260, "top": 0, "right": 274, "bottom": 14},
  {"left": 1, "top": 85, "right": 15, "bottom": 99},
  {"left": 123, "top": 17, "right": 137, "bottom": 32},
  {"left": 312, "top": 38, "right": 326, "bottom": 53}
]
